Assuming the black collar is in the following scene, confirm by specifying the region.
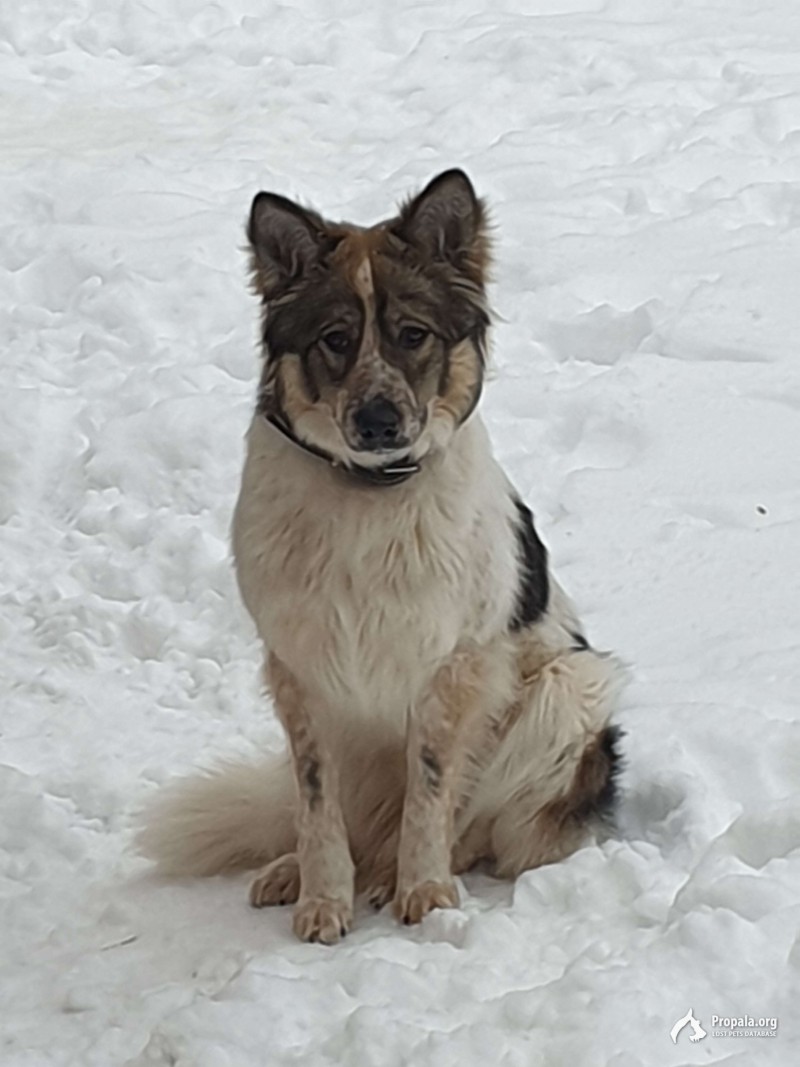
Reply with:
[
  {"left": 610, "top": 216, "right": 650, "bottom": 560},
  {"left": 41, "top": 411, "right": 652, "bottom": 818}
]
[{"left": 263, "top": 412, "right": 421, "bottom": 488}]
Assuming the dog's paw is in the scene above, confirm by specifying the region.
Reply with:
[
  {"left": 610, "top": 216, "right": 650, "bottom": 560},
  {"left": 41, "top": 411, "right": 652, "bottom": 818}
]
[
  {"left": 364, "top": 878, "right": 395, "bottom": 911},
  {"left": 360, "top": 860, "right": 397, "bottom": 910},
  {"left": 292, "top": 897, "right": 352, "bottom": 944},
  {"left": 393, "top": 880, "right": 459, "bottom": 925},
  {"left": 249, "top": 853, "right": 301, "bottom": 908}
]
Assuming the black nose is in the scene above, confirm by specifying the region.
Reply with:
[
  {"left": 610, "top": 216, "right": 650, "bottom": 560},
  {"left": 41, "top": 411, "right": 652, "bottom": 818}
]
[{"left": 353, "top": 397, "right": 404, "bottom": 450}]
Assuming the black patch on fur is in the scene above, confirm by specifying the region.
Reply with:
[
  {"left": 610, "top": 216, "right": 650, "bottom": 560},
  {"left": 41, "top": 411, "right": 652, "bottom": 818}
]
[
  {"left": 570, "top": 630, "right": 591, "bottom": 652},
  {"left": 586, "top": 725, "right": 625, "bottom": 826},
  {"left": 420, "top": 745, "right": 443, "bottom": 795},
  {"left": 263, "top": 275, "right": 363, "bottom": 374},
  {"left": 378, "top": 248, "right": 489, "bottom": 350},
  {"left": 301, "top": 757, "right": 322, "bottom": 810},
  {"left": 509, "top": 499, "right": 549, "bottom": 631}
]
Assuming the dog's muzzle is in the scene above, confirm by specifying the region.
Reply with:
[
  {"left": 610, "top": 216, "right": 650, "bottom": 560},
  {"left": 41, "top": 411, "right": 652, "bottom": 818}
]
[
  {"left": 351, "top": 396, "right": 409, "bottom": 453},
  {"left": 263, "top": 409, "right": 420, "bottom": 488}
]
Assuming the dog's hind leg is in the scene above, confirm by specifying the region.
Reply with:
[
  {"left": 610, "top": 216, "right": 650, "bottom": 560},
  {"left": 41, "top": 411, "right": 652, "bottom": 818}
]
[
  {"left": 451, "top": 814, "right": 494, "bottom": 874},
  {"left": 490, "top": 720, "right": 623, "bottom": 877},
  {"left": 249, "top": 852, "right": 300, "bottom": 907},
  {"left": 457, "top": 645, "right": 624, "bottom": 879}
]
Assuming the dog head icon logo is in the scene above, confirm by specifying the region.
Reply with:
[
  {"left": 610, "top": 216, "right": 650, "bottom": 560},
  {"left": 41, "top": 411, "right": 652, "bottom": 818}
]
[{"left": 670, "top": 1008, "right": 707, "bottom": 1044}]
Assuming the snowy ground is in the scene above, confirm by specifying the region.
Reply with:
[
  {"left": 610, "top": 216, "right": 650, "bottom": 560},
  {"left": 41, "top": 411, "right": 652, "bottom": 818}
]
[{"left": 2, "top": 1, "right": 799, "bottom": 1063}]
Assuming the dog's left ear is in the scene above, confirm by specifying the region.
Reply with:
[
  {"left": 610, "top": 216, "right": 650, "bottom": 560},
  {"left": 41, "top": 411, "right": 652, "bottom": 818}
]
[{"left": 395, "top": 169, "right": 490, "bottom": 284}]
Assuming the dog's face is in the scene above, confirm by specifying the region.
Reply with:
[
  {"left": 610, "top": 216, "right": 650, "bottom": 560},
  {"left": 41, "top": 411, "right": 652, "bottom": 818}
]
[{"left": 248, "top": 170, "right": 491, "bottom": 471}]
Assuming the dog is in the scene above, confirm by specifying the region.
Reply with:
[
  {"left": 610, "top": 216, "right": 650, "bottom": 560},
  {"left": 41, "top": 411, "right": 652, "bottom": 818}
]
[{"left": 138, "top": 169, "right": 623, "bottom": 944}]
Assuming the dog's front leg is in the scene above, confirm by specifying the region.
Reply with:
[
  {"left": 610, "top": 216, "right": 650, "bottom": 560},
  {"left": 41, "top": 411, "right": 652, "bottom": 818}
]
[
  {"left": 394, "top": 646, "right": 494, "bottom": 925},
  {"left": 263, "top": 653, "right": 354, "bottom": 943}
]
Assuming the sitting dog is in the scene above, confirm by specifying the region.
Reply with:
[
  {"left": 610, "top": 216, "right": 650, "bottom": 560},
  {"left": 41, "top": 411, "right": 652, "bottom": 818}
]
[{"left": 138, "top": 170, "right": 623, "bottom": 944}]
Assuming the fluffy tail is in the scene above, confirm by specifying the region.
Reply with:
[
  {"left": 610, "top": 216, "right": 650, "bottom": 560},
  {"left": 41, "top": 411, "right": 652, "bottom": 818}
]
[{"left": 136, "top": 754, "right": 297, "bottom": 876}]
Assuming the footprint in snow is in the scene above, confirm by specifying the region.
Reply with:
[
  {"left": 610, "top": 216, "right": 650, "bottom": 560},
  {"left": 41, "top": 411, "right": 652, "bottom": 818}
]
[{"left": 545, "top": 302, "right": 657, "bottom": 366}]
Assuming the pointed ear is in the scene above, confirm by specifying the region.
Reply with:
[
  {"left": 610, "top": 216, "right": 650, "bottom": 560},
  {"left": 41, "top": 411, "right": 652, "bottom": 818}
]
[
  {"left": 395, "top": 169, "right": 490, "bottom": 283},
  {"left": 247, "top": 192, "right": 330, "bottom": 298}
]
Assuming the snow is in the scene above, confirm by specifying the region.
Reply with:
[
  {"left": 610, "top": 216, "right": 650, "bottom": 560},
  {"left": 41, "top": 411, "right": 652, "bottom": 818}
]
[{"left": 2, "top": 0, "right": 799, "bottom": 1063}]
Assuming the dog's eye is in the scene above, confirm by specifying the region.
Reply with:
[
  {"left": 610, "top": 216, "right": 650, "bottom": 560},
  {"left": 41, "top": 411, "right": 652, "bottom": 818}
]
[
  {"left": 322, "top": 330, "right": 351, "bottom": 355},
  {"left": 398, "top": 326, "right": 428, "bottom": 350}
]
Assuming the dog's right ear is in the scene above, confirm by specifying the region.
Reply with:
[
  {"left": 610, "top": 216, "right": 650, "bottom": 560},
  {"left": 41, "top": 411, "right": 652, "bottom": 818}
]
[{"left": 247, "top": 193, "right": 329, "bottom": 298}]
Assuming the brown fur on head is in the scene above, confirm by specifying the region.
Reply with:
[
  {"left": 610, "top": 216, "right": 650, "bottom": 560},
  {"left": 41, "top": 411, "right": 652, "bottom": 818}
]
[{"left": 247, "top": 170, "right": 492, "bottom": 469}]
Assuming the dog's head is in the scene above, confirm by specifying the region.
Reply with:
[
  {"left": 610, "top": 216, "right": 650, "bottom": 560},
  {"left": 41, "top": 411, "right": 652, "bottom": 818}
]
[{"left": 247, "top": 170, "right": 490, "bottom": 475}]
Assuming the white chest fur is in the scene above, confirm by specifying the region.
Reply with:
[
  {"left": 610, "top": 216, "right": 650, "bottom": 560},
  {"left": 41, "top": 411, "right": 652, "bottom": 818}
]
[{"left": 232, "top": 415, "right": 519, "bottom": 721}]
